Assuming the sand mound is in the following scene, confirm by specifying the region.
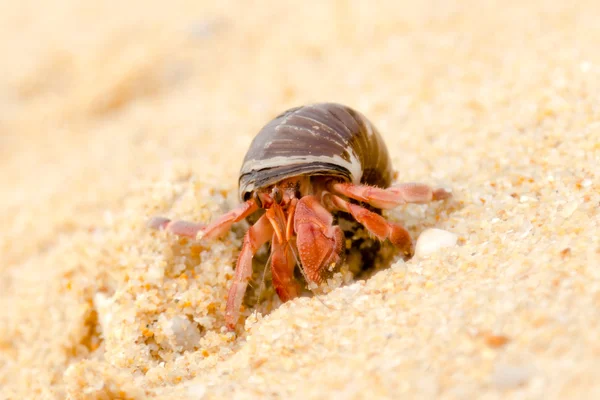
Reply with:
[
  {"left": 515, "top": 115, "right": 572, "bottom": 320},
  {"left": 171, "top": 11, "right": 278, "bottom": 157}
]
[{"left": 1, "top": 1, "right": 599, "bottom": 398}]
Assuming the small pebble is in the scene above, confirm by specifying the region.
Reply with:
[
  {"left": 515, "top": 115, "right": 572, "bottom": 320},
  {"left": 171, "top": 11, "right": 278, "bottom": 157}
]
[
  {"left": 414, "top": 228, "right": 458, "bottom": 257},
  {"left": 158, "top": 315, "right": 202, "bottom": 351},
  {"left": 492, "top": 364, "right": 532, "bottom": 389}
]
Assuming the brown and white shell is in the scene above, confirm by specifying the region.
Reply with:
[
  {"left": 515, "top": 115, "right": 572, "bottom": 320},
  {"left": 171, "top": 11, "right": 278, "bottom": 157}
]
[{"left": 238, "top": 103, "right": 393, "bottom": 201}]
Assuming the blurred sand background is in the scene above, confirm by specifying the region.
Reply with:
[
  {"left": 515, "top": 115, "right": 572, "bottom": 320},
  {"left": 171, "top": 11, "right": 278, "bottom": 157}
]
[{"left": 1, "top": 0, "right": 599, "bottom": 399}]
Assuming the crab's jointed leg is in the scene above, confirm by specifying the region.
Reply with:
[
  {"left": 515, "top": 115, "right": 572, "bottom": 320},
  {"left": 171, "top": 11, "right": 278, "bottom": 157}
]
[
  {"left": 225, "top": 212, "right": 273, "bottom": 330},
  {"left": 147, "top": 217, "right": 204, "bottom": 239},
  {"left": 294, "top": 196, "right": 344, "bottom": 284},
  {"left": 331, "top": 182, "right": 451, "bottom": 210},
  {"left": 148, "top": 199, "right": 259, "bottom": 241},
  {"left": 264, "top": 203, "right": 302, "bottom": 301},
  {"left": 325, "top": 193, "right": 414, "bottom": 256},
  {"left": 285, "top": 198, "right": 298, "bottom": 242},
  {"left": 269, "top": 232, "right": 301, "bottom": 302}
]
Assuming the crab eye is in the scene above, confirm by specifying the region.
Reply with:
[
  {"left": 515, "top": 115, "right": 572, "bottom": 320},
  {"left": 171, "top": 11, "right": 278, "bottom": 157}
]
[
  {"left": 252, "top": 192, "right": 263, "bottom": 208},
  {"left": 272, "top": 187, "right": 283, "bottom": 204}
]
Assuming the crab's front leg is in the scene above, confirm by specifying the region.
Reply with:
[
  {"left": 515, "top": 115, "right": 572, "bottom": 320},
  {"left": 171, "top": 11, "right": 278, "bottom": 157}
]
[
  {"left": 148, "top": 199, "right": 259, "bottom": 241},
  {"left": 225, "top": 212, "right": 273, "bottom": 330},
  {"left": 324, "top": 193, "right": 414, "bottom": 256},
  {"left": 294, "top": 196, "right": 344, "bottom": 284},
  {"left": 332, "top": 182, "right": 451, "bottom": 210}
]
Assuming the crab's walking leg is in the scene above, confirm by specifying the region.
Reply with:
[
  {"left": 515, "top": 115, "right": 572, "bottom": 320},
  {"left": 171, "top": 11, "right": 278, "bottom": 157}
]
[
  {"left": 285, "top": 198, "right": 298, "bottom": 242},
  {"left": 266, "top": 202, "right": 301, "bottom": 301},
  {"left": 294, "top": 196, "right": 344, "bottom": 284},
  {"left": 270, "top": 233, "right": 301, "bottom": 302},
  {"left": 148, "top": 199, "right": 259, "bottom": 241},
  {"left": 331, "top": 182, "right": 451, "bottom": 210},
  {"left": 225, "top": 213, "right": 273, "bottom": 330},
  {"left": 325, "top": 193, "right": 414, "bottom": 256},
  {"left": 147, "top": 217, "right": 204, "bottom": 238}
]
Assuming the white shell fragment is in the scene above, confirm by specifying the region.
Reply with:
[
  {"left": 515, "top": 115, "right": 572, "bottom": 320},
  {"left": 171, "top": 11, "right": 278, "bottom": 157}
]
[
  {"left": 491, "top": 364, "right": 533, "bottom": 389},
  {"left": 158, "top": 315, "right": 201, "bottom": 352},
  {"left": 414, "top": 228, "right": 458, "bottom": 257}
]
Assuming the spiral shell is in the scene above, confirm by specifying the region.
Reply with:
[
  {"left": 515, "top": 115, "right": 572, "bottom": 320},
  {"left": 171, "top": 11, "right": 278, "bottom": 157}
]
[{"left": 239, "top": 103, "right": 393, "bottom": 201}]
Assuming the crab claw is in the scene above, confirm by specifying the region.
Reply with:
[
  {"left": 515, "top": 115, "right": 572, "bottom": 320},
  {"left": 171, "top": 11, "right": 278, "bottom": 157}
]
[{"left": 294, "top": 196, "right": 344, "bottom": 284}]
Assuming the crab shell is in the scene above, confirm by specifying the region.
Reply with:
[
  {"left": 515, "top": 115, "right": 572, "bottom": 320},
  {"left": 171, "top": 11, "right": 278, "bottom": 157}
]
[{"left": 238, "top": 103, "right": 394, "bottom": 201}]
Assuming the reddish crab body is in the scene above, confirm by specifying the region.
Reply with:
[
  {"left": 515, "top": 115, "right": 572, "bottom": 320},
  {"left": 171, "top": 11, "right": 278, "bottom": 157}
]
[{"left": 150, "top": 103, "right": 451, "bottom": 330}]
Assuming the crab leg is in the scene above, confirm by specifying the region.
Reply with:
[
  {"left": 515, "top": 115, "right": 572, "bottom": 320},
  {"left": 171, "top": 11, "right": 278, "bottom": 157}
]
[
  {"left": 148, "top": 199, "right": 259, "bottom": 241},
  {"left": 285, "top": 198, "right": 298, "bottom": 242},
  {"left": 294, "top": 196, "right": 344, "bottom": 284},
  {"left": 325, "top": 193, "right": 414, "bottom": 256},
  {"left": 147, "top": 217, "right": 204, "bottom": 239},
  {"left": 225, "top": 212, "right": 273, "bottom": 330},
  {"left": 270, "top": 232, "right": 301, "bottom": 302},
  {"left": 259, "top": 202, "right": 301, "bottom": 301},
  {"left": 331, "top": 182, "right": 451, "bottom": 210}
]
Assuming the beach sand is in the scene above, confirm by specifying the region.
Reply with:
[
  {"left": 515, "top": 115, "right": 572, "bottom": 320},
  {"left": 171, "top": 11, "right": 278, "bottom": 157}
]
[{"left": 1, "top": 1, "right": 599, "bottom": 398}]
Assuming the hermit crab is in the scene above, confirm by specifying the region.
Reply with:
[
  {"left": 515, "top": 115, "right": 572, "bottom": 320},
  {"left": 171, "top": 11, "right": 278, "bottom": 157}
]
[{"left": 150, "top": 102, "right": 451, "bottom": 330}]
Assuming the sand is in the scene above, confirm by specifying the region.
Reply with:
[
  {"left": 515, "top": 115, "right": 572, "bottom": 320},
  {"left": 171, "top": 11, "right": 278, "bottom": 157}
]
[{"left": 1, "top": 0, "right": 599, "bottom": 399}]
